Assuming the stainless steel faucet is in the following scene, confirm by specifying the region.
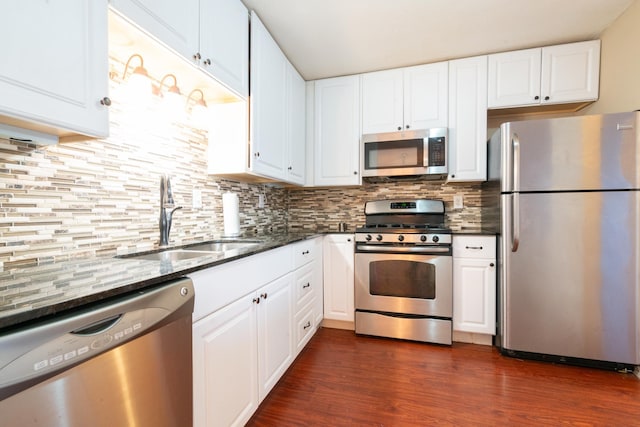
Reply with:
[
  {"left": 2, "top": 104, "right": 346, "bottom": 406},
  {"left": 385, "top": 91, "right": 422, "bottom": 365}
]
[{"left": 159, "top": 174, "right": 183, "bottom": 247}]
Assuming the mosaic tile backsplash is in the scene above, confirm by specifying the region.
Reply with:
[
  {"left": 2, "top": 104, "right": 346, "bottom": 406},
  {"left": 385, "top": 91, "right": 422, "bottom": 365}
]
[{"left": 0, "top": 63, "right": 488, "bottom": 269}]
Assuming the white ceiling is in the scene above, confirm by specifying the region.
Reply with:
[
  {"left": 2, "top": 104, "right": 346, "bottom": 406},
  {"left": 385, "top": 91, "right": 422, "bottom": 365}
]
[{"left": 241, "top": 0, "right": 634, "bottom": 80}]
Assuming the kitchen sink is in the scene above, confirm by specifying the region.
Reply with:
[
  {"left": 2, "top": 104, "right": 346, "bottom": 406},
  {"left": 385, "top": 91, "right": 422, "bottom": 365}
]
[
  {"left": 124, "top": 250, "right": 217, "bottom": 262},
  {"left": 182, "top": 241, "right": 262, "bottom": 252}
]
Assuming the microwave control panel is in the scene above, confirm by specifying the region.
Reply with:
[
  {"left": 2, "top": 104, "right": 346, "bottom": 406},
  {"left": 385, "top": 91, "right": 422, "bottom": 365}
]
[{"left": 428, "top": 137, "right": 446, "bottom": 166}]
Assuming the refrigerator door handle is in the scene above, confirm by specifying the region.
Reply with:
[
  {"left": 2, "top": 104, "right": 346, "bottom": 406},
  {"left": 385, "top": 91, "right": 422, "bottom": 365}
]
[
  {"left": 512, "top": 133, "right": 520, "bottom": 192},
  {"left": 512, "top": 192, "right": 520, "bottom": 252}
]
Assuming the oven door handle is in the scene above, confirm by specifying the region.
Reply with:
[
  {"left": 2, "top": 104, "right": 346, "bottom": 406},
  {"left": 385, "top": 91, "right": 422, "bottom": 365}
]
[{"left": 356, "top": 245, "right": 451, "bottom": 254}]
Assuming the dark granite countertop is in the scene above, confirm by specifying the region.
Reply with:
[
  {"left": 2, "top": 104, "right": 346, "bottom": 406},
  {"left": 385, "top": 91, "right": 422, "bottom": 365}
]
[{"left": 0, "top": 233, "right": 317, "bottom": 333}]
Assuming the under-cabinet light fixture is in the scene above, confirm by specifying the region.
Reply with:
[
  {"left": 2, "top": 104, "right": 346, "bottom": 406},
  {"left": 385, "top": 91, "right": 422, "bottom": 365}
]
[
  {"left": 186, "top": 89, "right": 209, "bottom": 128},
  {"left": 122, "top": 53, "right": 153, "bottom": 103}
]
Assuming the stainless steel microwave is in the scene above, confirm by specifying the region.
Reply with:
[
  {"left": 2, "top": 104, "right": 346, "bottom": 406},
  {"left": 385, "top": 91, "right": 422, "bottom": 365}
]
[{"left": 361, "top": 128, "right": 448, "bottom": 178}]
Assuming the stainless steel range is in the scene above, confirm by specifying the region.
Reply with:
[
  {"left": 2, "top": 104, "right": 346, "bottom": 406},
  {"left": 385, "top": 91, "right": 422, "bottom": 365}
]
[{"left": 354, "top": 199, "right": 453, "bottom": 345}]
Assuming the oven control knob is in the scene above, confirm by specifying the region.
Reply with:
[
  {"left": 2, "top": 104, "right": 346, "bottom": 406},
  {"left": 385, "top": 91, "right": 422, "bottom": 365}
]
[
  {"left": 420, "top": 235, "right": 427, "bottom": 242},
  {"left": 365, "top": 234, "right": 372, "bottom": 241},
  {"left": 398, "top": 235, "right": 404, "bottom": 242},
  {"left": 432, "top": 235, "right": 440, "bottom": 243},
  {"left": 376, "top": 234, "right": 383, "bottom": 241}
]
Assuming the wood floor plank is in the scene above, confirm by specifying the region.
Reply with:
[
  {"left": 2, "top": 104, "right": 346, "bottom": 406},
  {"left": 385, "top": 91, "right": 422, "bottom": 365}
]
[{"left": 247, "top": 327, "right": 640, "bottom": 426}]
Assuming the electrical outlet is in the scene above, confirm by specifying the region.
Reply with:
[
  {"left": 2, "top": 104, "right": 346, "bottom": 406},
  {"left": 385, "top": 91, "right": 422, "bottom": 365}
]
[
  {"left": 258, "top": 194, "right": 265, "bottom": 209},
  {"left": 192, "top": 189, "right": 202, "bottom": 209},
  {"left": 453, "top": 195, "right": 464, "bottom": 210}
]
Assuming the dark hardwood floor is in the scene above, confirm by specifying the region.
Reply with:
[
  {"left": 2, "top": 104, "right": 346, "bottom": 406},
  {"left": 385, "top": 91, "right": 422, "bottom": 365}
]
[{"left": 247, "top": 327, "right": 640, "bottom": 426}]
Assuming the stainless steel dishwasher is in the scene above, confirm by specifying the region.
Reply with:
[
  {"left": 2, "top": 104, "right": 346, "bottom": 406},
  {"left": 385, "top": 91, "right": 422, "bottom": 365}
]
[{"left": 0, "top": 277, "right": 194, "bottom": 427}]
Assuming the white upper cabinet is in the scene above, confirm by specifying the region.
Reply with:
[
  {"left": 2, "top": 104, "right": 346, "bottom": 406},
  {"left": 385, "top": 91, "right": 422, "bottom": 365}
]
[
  {"left": 200, "top": 0, "right": 249, "bottom": 96},
  {"left": 250, "top": 11, "right": 305, "bottom": 185},
  {"left": 109, "top": 0, "right": 199, "bottom": 60},
  {"left": 312, "top": 76, "right": 361, "bottom": 186},
  {"left": 287, "top": 63, "right": 306, "bottom": 185},
  {"left": 540, "top": 41, "right": 600, "bottom": 105},
  {"left": 448, "top": 56, "right": 488, "bottom": 182},
  {"left": 488, "top": 40, "right": 600, "bottom": 109},
  {"left": 361, "top": 62, "right": 448, "bottom": 134},
  {"left": 0, "top": 0, "right": 109, "bottom": 140},
  {"left": 250, "top": 11, "right": 288, "bottom": 181},
  {"left": 110, "top": 0, "right": 249, "bottom": 97}
]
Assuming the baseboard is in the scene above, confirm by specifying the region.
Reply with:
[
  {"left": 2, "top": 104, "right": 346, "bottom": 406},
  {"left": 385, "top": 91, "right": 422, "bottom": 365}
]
[
  {"left": 321, "top": 319, "right": 355, "bottom": 330},
  {"left": 452, "top": 331, "right": 493, "bottom": 346}
]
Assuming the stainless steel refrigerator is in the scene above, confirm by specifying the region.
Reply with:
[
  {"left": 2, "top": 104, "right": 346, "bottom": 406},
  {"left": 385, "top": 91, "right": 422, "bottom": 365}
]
[{"left": 488, "top": 111, "right": 640, "bottom": 368}]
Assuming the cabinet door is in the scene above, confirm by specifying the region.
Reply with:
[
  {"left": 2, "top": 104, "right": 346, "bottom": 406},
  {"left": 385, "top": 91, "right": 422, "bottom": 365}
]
[
  {"left": 0, "top": 1, "right": 109, "bottom": 138},
  {"left": 323, "top": 234, "right": 355, "bottom": 322},
  {"left": 487, "top": 48, "right": 541, "bottom": 108},
  {"left": 361, "top": 69, "right": 403, "bottom": 133},
  {"left": 540, "top": 40, "right": 600, "bottom": 105},
  {"left": 110, "top": 0, "right": 199, "bottom": 61},
  {"left": 448, "top": 56, "right": 487, "bottom": 182},
  {"left": 250, "top": 11, "right": 288, "bottom": 180},
  {"left": 257, "top": 273, "right": 294, "bottom": 401},
  {"left": 286, "top": 63, "right": 306, "bottom": 185},
  {"left": 313, "top": 76, "right": 361, "bottom": 186},
  {"left": 453, "top": 258, "right": 496, "bottom": 335},
  {"left": 199, "top": 0, "right": 249, "bottom": 97},
  {"left": 403, "top": 62, "right": 448, "bottom": 130},
  {"left": 193, "top": 294, "right": 258, "bottom": 427}
]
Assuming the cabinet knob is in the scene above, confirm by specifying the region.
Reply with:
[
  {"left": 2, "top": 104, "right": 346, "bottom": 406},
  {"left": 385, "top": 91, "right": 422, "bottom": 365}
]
[
  {"left": 450, "top": 174, "right": 456, "bottom": 179},
  {"left": 544, "top": 96, "right": 550, "bottom": 101},
  {"left": 534, "top": 95, "right": 539, "bottom": 100},
  {"left": 288, "top": 166, "right": 293, "bottom": 171},
  {"left": 397, "top": 126, "right": 402, "bottom": 131},
  {"left": 203, "top": 58, "right": 211, "bottom": 66},
  {"left": 193, "top": 52, "right": 201, "bottom": 60},
  {"left": 405, "top": 125, "right": 410, "bottom": 129},
  {"left": 490, "top": 263, "right": 495, "bottom": 267},
  {"left": 347, "top": 238, "right": 352, "bottom": 242},
  {"left": 253, "top": 297, "right": 260, "bottom": 304},
  {"left": 100, "top": 97, "right": 111, "bottom": 106},
  {"left": 260, "top": 292, "right": 268, "bottom": 300},
  {"left": 353, "top": 171, "right": 357, "bottom": 175}
]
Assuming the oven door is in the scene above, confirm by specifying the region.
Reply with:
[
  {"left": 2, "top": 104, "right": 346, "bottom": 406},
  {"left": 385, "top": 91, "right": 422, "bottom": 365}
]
[{"left": 354, "top": 252, "right": 452, "bottom": 318}]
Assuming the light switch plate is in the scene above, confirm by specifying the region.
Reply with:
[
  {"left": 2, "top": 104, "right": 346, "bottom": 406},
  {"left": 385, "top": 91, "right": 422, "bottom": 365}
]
[
  {"left": 192, "top": 189, "right": 202, "bottom": 209},
  {"left": 453, "top": 195, "right": 463, "bottom": 209}
]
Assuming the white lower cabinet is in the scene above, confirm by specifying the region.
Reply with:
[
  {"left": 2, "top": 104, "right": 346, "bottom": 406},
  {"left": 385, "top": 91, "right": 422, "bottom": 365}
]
[
  {"left": 323, "top": 234, "right": 355, "bottom": 324},
  {"left": 257, "top": 273, "right": 294, "bottom": 400},
  {"left": 191, "top": 239, "right": 322, "bottom": 426},
  {"left": 452, "top": 235, "right": 497, "bottom": 339},
  {"left": 193, "top": 293, "right": 258, "bottom": 427}
]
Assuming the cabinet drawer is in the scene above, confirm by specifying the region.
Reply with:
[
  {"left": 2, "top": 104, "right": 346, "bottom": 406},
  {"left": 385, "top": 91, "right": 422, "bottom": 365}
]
[
  {"left": 453, "top": 235, "right": 496, "bottom": 259},
  {"left": 294, "top": 300, "right": 316, "bottom": 354},
  {"left": 294, "top": 262, "right": 315, "bottom": 312},
  {"left": 293, "top": 239, "right": 317, "bottom": 269}
]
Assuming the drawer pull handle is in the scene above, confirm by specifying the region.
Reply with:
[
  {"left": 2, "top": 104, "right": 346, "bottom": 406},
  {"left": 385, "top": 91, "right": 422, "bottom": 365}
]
[
  {"left": 260, "top": 293, "right": 268, "bottom": 300},
  {"left": 466, "top": 246, "right": 483, "bottom": 250},
  {"left": 303, "top": 321, "right": 311, "bottom": 330},
  {"left": 302, "top": 250, "right": 310, "bottom": 255},
  {"left": 253, "top": 297, "right": 260, "bottom": 304},
  {"left": 302, "top": 283, "right": 310, "bottom": 289}
]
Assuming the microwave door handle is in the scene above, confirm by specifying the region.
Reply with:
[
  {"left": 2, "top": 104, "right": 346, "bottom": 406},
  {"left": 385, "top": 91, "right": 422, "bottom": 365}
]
[{"left": 423, "top": 138, "right": 429, "bottom": 167}]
